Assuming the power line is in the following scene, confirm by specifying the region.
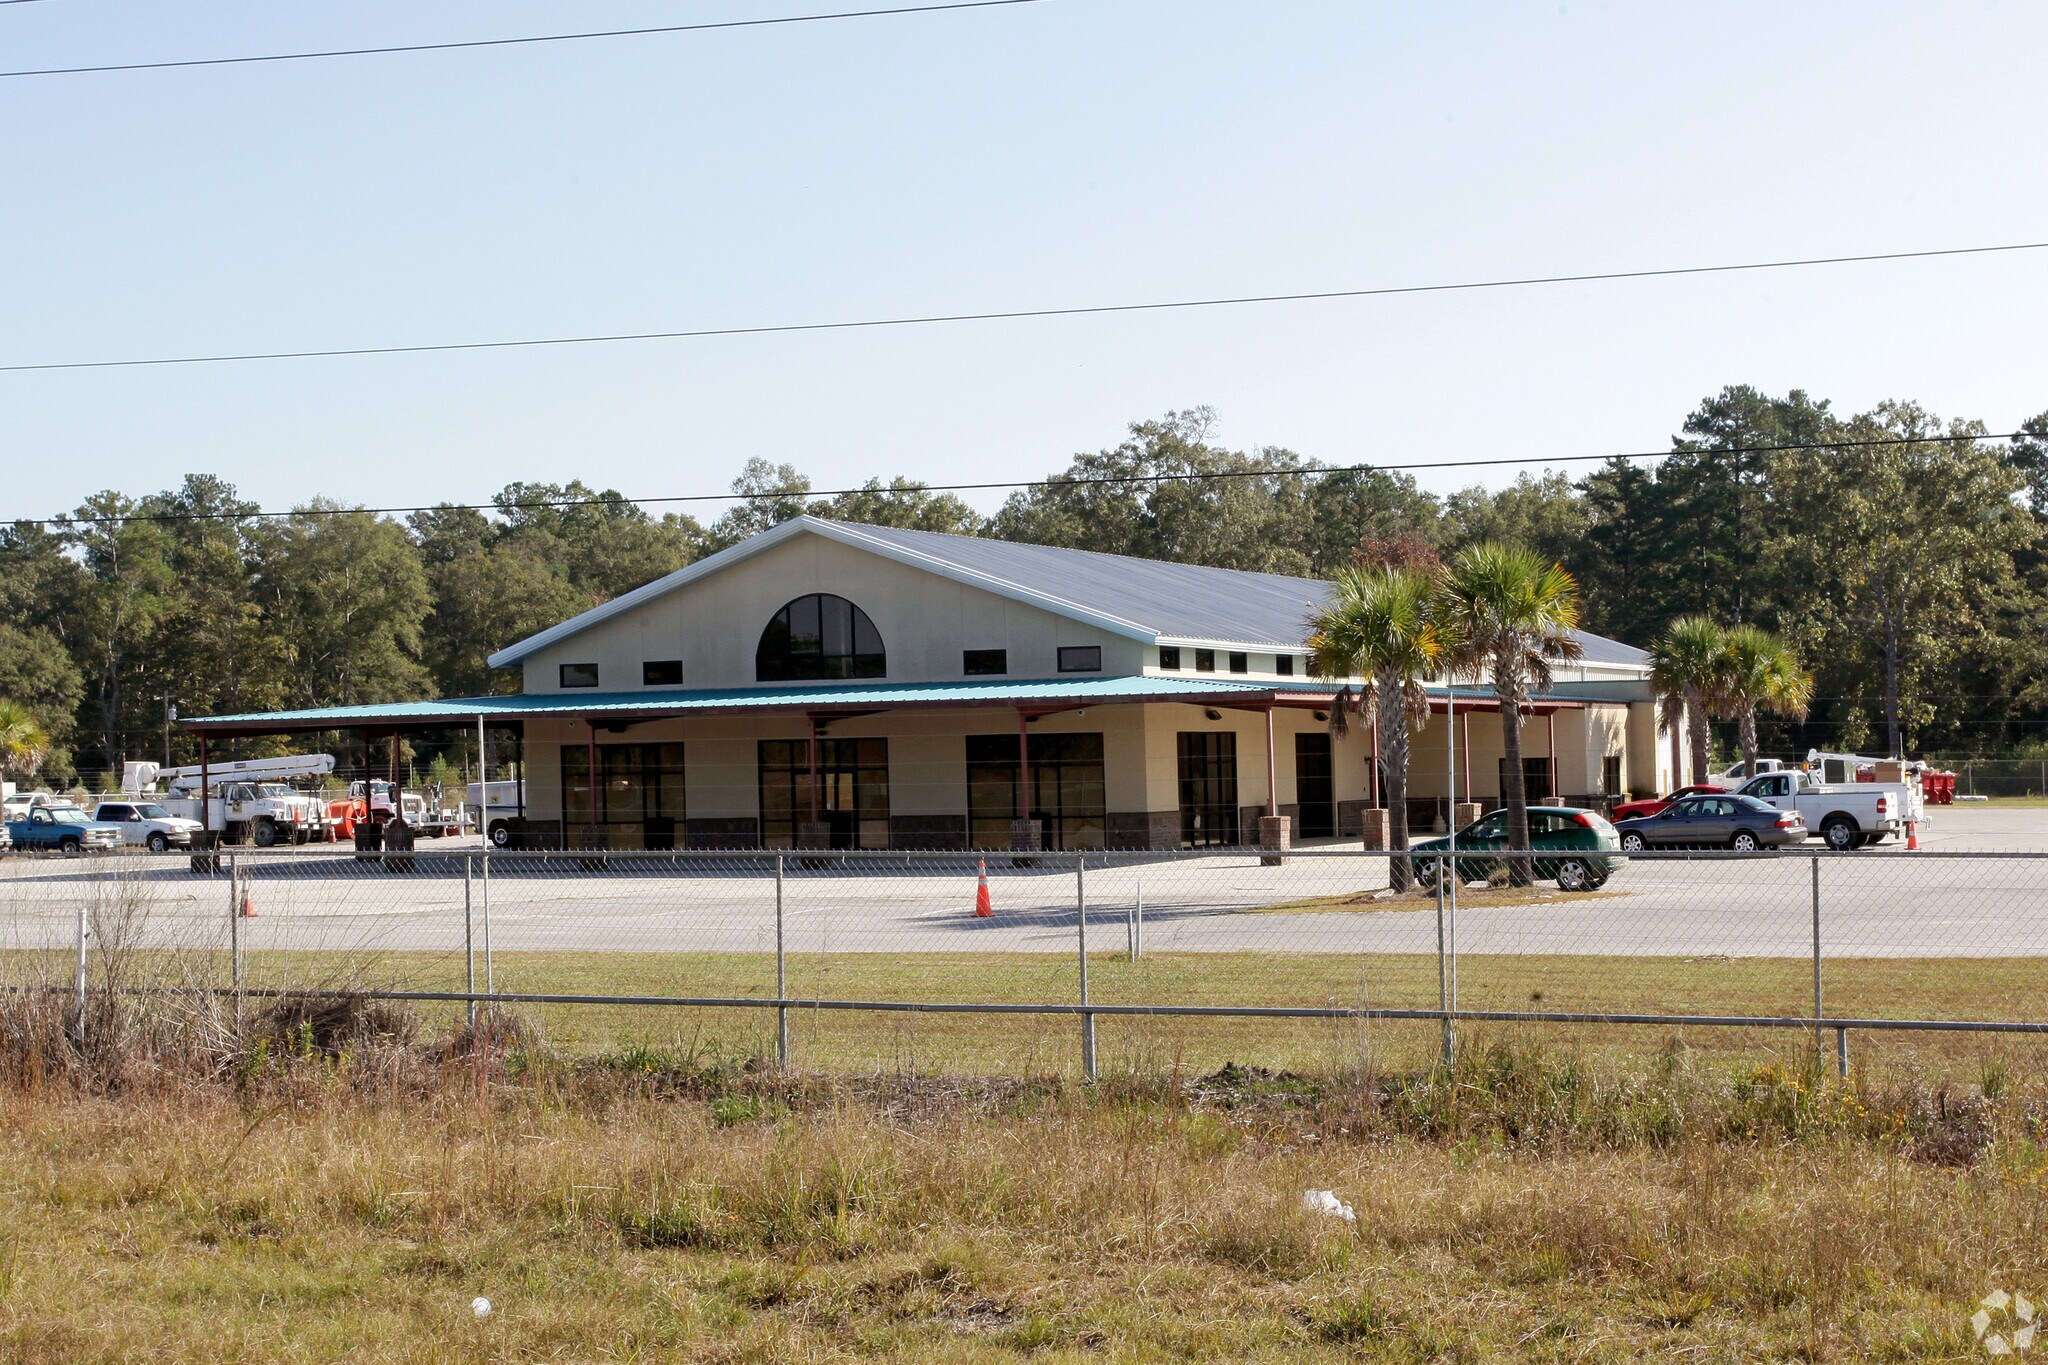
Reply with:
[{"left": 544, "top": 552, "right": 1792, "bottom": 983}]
[
  {"left": 0, "top": 0, "right": 1047, "bottom": 79},
  {"left": 22, "top": 429, "right": 2033, "bottom": 528},
  {"left": 3, "top": 240, "right": 2044, "bottom": 375}
]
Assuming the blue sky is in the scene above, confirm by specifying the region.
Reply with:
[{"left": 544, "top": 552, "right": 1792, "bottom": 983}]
[{"left": 4, "top": 0, "right": 2044, "bottom": 522}]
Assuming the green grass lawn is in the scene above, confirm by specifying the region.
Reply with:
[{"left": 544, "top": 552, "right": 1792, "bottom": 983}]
[{"left": 91, "top": 945, "right": 2034, "bottom": 1081}]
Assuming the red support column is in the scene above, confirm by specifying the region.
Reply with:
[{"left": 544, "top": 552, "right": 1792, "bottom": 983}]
[
  {"left": 1016, "top": 709, "right": 1032, "bottom": 822},
  {"left": 1264, "top": 706, "right": 1279, "bottom": 818},
  {"left": 806, "top": 716, "right": 820, "bottom": 824},
  {"left": 1546, "top": 710, "right": 1557, "bottom": 801},
  {"left": 1368, "top": 710, "right": 1380, "bottom": 808},
  {"left": 586, "top": 722, "right": 600, "bottom": 830}
]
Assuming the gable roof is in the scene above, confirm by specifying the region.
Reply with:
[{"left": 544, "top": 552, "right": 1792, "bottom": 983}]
[{"left": 487, "top": 515, "right": 1648, "bottom": 668}]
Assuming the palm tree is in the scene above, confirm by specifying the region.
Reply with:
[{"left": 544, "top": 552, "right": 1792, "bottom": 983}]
[
  {"left": 1307, "top": 565, "right": 1446, "bottom": 890},
  {"left": 0, "top": 699, "right": 51, "bottom": 782},
  {"left": 1720, "top": 625, "right": 1813, "bottom": 777},
  {"left": 1434, "top": 544, "right": 1583, "bottom": 886},
  {"left": 1648, "top": 617, "right": 1730, "bottom": 786}
]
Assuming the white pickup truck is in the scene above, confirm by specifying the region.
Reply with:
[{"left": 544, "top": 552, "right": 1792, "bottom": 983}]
[
  {"left": 1736, "top": 769, "right": 1922, "bottom": 849},
  {"left": 1710, "top": 758, "right": 1785, "bottom": 786}
]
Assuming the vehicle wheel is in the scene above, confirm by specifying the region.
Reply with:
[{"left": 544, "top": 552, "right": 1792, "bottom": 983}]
[
  {"left": 146, "top": 832, "right": 169, "bottom": 854},
  {"left": 1620, "top": 832, "right": 1645, "bottom": 853},
  {"left": 1555, "top": 857, "right": 1594, "bottom": 892},
  {"left": 252, "top": 818, "right": 280, "bottom": 849},
  {"left": 489, "top": 821, "right": 511, "bottom": 849},
  {"left": 1730, "top": 831, "right": 1759, "bottom": 852},
  {"left": 1412, "top": 858, "right": 1439, "bottom": 891},
  {"left": 1820, "top": 817, "right": 1858, "bottom": 851},
  {"left": 58, "top": 837, "right": 81, "bottom": 856}
]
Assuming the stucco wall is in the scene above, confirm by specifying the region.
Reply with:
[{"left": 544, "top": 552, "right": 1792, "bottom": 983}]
[
  {"left": 519, "top": 535, "right": 1145, "bottom": 694},
  {"left": 514, "top": 698, "right": 1658, "bottom": 842},
  {"left": 521, "top": 705, "right": 1158, "bottom": 828}
]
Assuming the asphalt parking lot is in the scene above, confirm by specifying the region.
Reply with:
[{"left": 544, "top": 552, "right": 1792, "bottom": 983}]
[{"left": 1, "top": 804, "right": 2042, "bottom": 961}]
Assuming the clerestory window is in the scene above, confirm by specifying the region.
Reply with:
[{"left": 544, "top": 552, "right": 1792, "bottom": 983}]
[{"left": 756, "top": 594, "right": 886, "bottom": 681}]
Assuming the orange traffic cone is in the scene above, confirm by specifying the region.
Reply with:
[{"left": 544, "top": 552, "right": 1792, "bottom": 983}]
[
  {"left": 239, "top": 887, "right": 257, "bottom": 917},
  {"left": 974, "top": 859, "right": 993, "bottom": 917},
  {"left": 1906, "top": 820, "right": 1919, "bottom": 851}
]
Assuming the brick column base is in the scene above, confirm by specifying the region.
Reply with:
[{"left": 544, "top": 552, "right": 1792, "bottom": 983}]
[{"left": 1258, "top": 815, "right": 1291, "bottom": 867}]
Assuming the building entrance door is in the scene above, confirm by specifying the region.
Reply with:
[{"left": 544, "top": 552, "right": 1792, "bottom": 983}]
[
  {"left": 965, "top": 733, "right": 1106, "bottom": 850},
  {"left": 1294, "top": 732, "right": 1334, "bottom": 838},
  {"left": 1177, "top": 732, "right": 1239, "bottom": 847},
  {"left": 758, "top": 738, "right": 889, "bottom": 848}
]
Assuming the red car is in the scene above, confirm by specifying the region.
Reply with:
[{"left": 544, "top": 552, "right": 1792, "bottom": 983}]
[{"left": 1609, "top": 784, "right": 1728, "bottom": 821}]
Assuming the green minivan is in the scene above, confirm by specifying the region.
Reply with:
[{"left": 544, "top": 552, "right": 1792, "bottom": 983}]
[{"left": 1408, "top": 806, "right": 1625, "bottom": 892}]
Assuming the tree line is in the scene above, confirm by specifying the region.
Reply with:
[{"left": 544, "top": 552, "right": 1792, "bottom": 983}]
[{"left": 0, "top": 385, "right": 2043, "bottom": 786}]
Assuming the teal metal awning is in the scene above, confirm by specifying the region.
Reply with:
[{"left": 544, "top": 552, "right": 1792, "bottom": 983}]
[
  {"left": 180, "top": 676, "right": 1327, "bottom": 736},
  {"left": 180, "top": 676, "right": 1615, "bottom": 737}
]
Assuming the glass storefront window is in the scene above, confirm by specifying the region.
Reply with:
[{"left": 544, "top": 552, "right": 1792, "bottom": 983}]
[{"left": 561, "top": 742, "right": 686, "bottom": 847}]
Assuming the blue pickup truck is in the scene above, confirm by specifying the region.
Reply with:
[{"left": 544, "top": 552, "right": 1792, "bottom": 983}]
[{"left": 4, "top": 803, "right": 123, "bottom": 854}]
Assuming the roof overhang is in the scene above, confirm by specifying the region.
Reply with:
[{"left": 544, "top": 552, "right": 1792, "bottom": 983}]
[{"left": 179, "top": 677, "right": 1612, "bottom": 739}]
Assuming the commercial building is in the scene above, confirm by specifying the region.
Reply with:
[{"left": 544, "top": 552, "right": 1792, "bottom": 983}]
[{"left": 184, "top": 516, "right": 1677, "bottom": 849}]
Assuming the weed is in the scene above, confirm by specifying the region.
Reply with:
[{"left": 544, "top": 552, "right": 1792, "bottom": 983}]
[{"left": 1317, "top": 1293, "right": 1396, "bottom": 1343}]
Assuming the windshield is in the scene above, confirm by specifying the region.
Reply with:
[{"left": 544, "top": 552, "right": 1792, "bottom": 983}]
[
  {"left": 50, "top": 807, "right": 89, "bottom": 824},
  {"left": 135, "top": 804, "right": 171, "bottom": 819},
  {"left": 252, "top": 784, "right": 295, "bottom": 799}
]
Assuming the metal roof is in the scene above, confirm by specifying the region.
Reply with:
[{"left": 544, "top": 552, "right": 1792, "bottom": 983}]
[
  {"left": 487, "top": 516, "right": 1650, "bottom": 668},
  {"left": 182, "top": 676, "right": 1615, "bottom": 736}
]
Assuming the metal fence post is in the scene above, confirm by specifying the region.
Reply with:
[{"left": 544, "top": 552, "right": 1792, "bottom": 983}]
[
  {"left": 1811, "top": 855, "right": 1823, "bottom": 1063},
  {"left": 481, "top": 826, "right": 493, "bottom": 999},
  {"left": 775, "top": 853, "right": 788, "bottom": 1069},
  {"left": 464, "top": 852, "right": 476, "bottom": 1030},
  {"left": 73, "top": 898, "right": 88, "bottom": 1049},
  {"left": 1126, "top": 870, "right": 1142, "bottom": 964},
  {"left": 1078, "top": 855, "right": 1095, "bottom": 1082},
  {"left": 228, "top": 852, "right": 241, "bottom": 1004},
  {"left": 1435, "top": 855, "right": 1453, "bottom": 1067}
]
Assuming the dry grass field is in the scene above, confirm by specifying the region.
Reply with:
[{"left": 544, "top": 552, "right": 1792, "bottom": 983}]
[{"left": 5, "top": 976, "right": 2048, "bottom": 1362}]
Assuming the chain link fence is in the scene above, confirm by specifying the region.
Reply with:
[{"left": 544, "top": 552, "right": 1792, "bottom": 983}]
[
  {"left": 5, "top": 843, "right": 2046, "bottom": 1077},
  {"left": 1944, "top": 759, "right": 2048, "bottom": 799}
]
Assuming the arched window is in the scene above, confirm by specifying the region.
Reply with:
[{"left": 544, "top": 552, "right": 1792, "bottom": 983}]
[{"left": 756, "top": 594, "right": 886, "bottom": 681}]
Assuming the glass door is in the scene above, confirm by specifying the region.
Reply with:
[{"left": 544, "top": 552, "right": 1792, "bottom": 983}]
[
  {"left": 758, "top": 738, "right": 890, "bottom": 848},
  {"left": 965, "top": 733, "right": 1106, "bottom": 850},
  {"left": 1294, "top": 732, "right": 1334, "bottom": 838},
  {"left": 1177, "top": 732, "right": 1239, "bottom": 847}
]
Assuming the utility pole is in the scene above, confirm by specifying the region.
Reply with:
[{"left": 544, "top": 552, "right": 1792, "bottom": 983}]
[{"left": 164, "top": 695, "right": 177, "bottom": 766}]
